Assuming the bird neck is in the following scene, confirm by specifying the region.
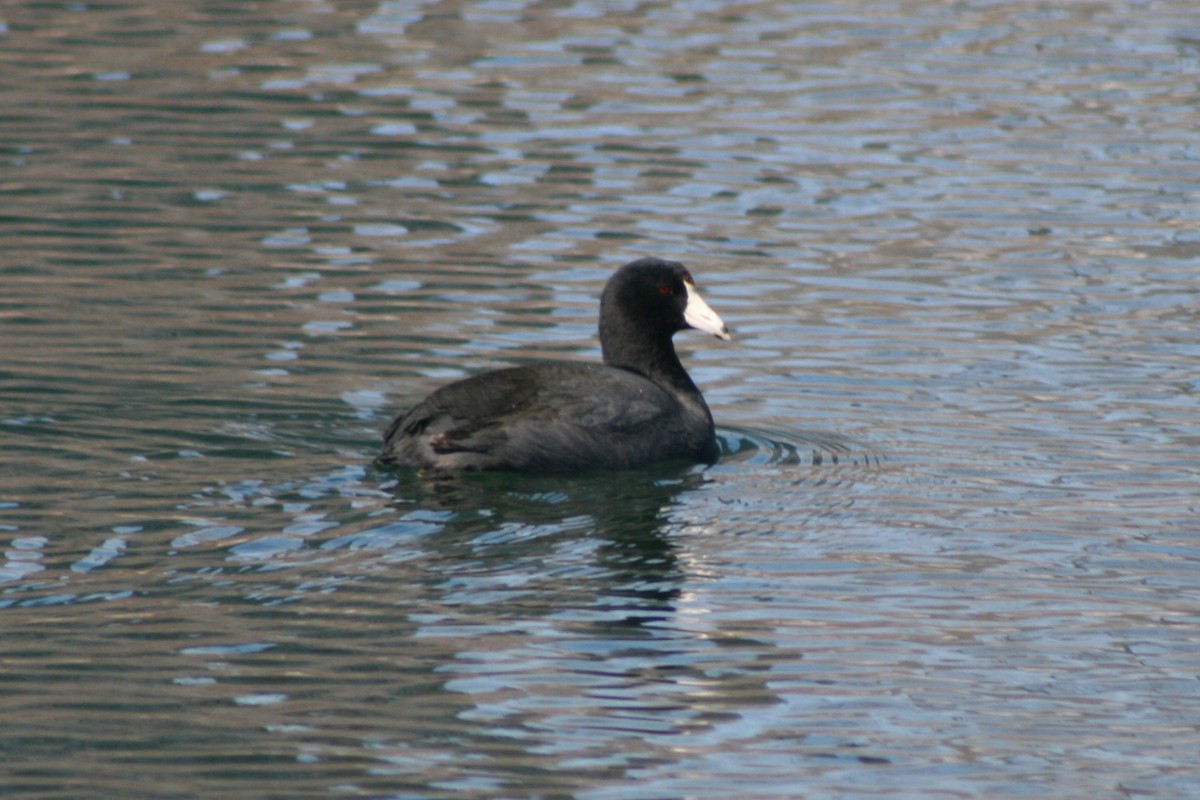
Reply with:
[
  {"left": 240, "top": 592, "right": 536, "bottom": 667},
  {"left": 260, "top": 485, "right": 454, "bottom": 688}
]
[{"left": 601, "top": 323, "right": 699, "bottom": 396}]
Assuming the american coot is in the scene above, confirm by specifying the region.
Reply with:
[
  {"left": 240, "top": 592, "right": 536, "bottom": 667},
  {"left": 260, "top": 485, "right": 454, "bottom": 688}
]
[{"left": 378, "top": 257, "right": 730, "bottom": 472}]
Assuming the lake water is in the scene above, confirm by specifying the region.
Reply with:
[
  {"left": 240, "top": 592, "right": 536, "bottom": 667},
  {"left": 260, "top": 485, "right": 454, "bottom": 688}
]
[{"left": 2, "top": 1, "right": 1198, "bottom": 797}]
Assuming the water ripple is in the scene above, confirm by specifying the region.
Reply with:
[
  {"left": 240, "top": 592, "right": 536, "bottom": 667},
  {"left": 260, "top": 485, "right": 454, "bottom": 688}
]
[{"left": 718, "top": 425, "right": 885, "bottom": 468}]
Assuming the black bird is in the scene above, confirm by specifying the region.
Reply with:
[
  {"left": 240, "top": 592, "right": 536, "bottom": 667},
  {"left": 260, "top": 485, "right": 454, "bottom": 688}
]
[{"left": 378, "top": 257, "right": 730, "bottom": 472}]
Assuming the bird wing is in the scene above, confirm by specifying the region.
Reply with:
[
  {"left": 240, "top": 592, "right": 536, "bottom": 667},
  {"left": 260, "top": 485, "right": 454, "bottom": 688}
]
[{"left": 385, "top": 364, "right": 677, "bottom": 470}]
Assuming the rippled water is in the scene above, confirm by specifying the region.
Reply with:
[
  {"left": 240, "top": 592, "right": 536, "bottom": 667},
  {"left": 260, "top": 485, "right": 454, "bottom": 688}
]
[{"left": 3, "top": 1, "right": 1198, "bottom": 797}]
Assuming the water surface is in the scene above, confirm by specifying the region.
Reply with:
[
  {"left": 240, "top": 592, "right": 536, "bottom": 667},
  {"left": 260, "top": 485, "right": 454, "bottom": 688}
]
[{"left": 2, "top": 1, "right": 1198, "bottom": 798}]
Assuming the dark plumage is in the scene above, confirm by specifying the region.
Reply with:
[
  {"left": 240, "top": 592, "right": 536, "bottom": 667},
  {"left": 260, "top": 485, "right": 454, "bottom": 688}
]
[{"left": 378, "top": 257, "right": 730, "bottom": 472}]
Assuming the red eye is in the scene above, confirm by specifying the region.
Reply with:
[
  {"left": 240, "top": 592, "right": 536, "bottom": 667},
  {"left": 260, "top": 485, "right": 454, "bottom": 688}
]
[{"left": 659, "top": 285, "right": 672, "bottom": 295}]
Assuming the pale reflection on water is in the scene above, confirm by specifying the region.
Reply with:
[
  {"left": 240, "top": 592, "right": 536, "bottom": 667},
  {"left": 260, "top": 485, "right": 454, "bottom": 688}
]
[{"left": 2, "top": 0, "right": 1198, "bottom": 798}]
